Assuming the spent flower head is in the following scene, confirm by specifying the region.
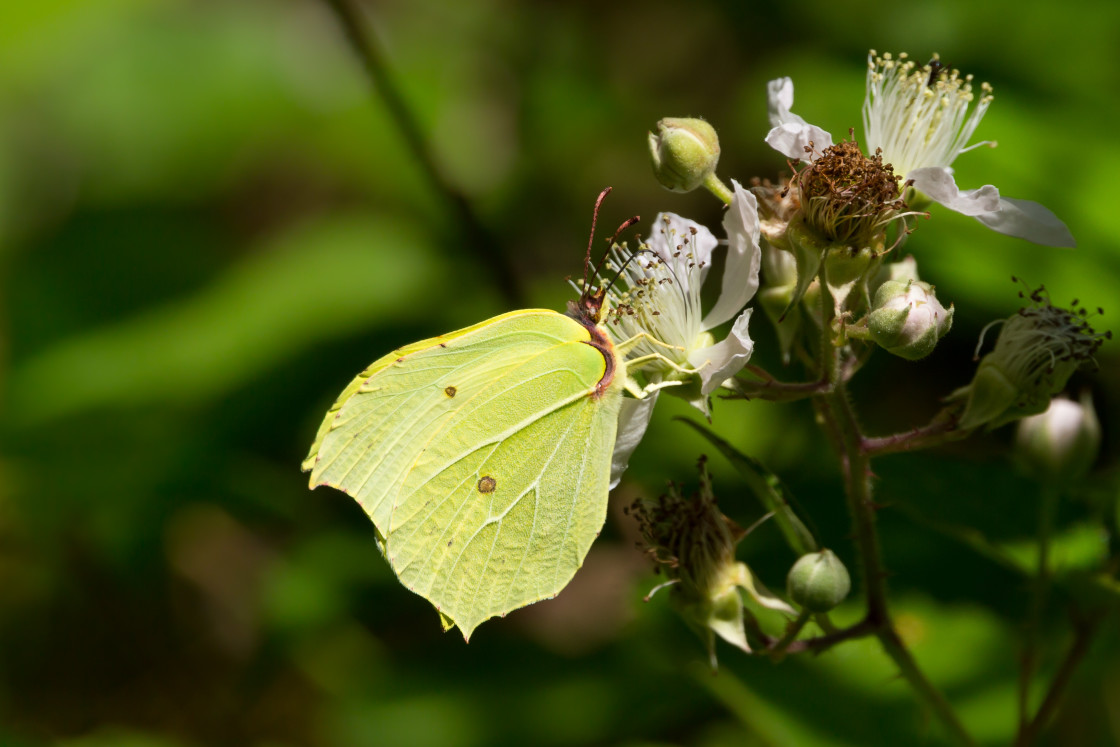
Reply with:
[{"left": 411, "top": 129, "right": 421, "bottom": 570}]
[
  {"left": 790, "top": 134, "right": 913, "bottom": 250},
  {"left": 765, "top": 52, "right": 1075, "bottom": 247},
  {"left": 951, "top": 282, "right": 1109, "bottom": 429},
  {"left": 629, "top": 457, "right": 794, "bottom": 666}
]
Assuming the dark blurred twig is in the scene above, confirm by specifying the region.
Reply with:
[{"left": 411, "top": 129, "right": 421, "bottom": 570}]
[
  {"left": 321, "top": 0, "right": 523, "bottom": 306},
  {"left": 1014, "top": 611, "right": 1104, "bottom": 746}
]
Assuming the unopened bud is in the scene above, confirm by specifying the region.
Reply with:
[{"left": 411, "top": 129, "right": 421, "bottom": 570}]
[
  {"left": 1015, "top": 393, "right": 1100, "bottom": 483},
  {"left": 868, "top": 278, "right": 953, "bottom": 360},
  {"left": 871, "top": 255, "right": 921, "bottom": 292},
  {"left": 786, "top": 549, "right": 850, "bottom": 613},
  {"left": 648, "top": 117, "right": 720, "bottom": 193}
]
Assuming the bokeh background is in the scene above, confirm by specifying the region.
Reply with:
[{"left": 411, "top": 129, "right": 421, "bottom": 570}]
[{"left": 2, "top": 1, "right": 1118, "bottom": 745}]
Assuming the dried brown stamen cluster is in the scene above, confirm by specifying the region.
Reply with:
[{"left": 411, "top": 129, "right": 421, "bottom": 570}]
[
  {"left": 1004, "top": 281, "right": 1111, "bottom": 381},
  {"left": 789, "top": 135, "right": 910, "bottom": 249},
  {"left": 627, "top": 457, "right": 742, "bottom": 592}
]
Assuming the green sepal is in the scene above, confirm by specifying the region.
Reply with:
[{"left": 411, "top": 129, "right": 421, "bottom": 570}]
[
  {"left": 759, "top": 285, "right": 803, "bottom": 364},
  {"left": 822, "top": 245, "right": 876, "bottom": 314},
  {"left": 782, "top": 215, "right": 827, "bottom": 321}
]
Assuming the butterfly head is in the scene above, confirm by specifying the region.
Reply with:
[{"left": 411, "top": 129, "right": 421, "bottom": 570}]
[{"left": 569, "top": 284, "right": 608, "bottom": 326}]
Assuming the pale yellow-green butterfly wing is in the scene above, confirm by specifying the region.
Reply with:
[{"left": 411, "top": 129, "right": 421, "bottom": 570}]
[{"left": 302, "top": 309, "right": 623, "bottom": 639}]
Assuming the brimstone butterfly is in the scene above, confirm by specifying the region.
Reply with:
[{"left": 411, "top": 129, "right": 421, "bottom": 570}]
[{"left": 302, "top": 191, "right": 665, "bottom": 639}]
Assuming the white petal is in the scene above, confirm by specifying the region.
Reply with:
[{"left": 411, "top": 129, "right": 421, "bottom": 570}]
[
  {"left": 690, "top": 309, "right": 754, "bottom": 397},
  {"left": 908, "top": 166, "right": 1000, "bottom": 215},
  {"left": 910, "top": 167, "right": 1076, "bottom": 247},
  {"left": 766, "top": 77, "right": 800, "bottom": 127},
  {"left": 703, "top": 181, "right": 762, "bottom": 330},
  {"left": 646, "top": 212, "right": 718, "bottom": 296},
  {"left": 763, "top": 79, "right": 832, "bottom": 161},
  {"left": 765, "top": 122, "right": 834, "bottom": 162},
  {"left": 738, "top": 568, "right": 797, "bottom": 616},
  {"left": 975, "top": 197, "right": 1076, "bottom": 248},
  {"left": 609, "top": 390, "right": 659, "bottom": 489}
]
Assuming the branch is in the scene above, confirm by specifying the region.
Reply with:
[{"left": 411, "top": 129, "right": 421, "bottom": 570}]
[
  {"left": 860, "top": 415, "right": 969, "bottom": 457},
  {"left": 321, "top": 0, "right": 523, "bottom": 306},
  {"left": 1015, "top": 612, "right": 1104, "bottom": 746}
]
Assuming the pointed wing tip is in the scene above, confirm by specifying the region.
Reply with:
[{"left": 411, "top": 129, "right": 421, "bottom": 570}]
[{"left": 437, "top": 609, "right": 476, "bottom": 642}]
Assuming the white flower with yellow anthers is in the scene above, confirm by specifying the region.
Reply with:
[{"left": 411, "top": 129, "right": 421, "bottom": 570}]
[
  {"left": 582, "top": 182, "right": 762, "bottom": 482},
  {"left": 765, "top": 51, "right": 1075, "bottom": 247}
]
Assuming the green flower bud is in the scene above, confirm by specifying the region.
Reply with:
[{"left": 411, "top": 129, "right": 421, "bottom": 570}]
[
  {"left": 1015, "top": 392, "right": 1100, "bottom": 483},
  {"left": 648, "top": 117, "right": 720, "bottom": 193},
  {"left": 868, "top": 278, "right": 953, "bottom": 360},
  {"left": 762, "top": 240, "right": 798, "bottom": 288},
  {"left": 822, "top": 244, "right": 877, "bottom": 310},
  {"left": 786, "top": 549, "right": 851, "bottom": 613},
  {"left": 870, "top": 255, "right": 920, "bottom": 296}
]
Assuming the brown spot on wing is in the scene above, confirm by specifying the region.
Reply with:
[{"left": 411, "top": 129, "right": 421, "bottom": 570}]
[
  {"left": 444, "top": 386, "right": 457, "bottom": 398},
  {"left": 477, "top": 476, "right": 496, "bottom": 493}
]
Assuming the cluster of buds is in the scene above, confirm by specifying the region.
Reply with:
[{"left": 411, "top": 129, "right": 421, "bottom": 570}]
[{"left": 628, "top": 458, "right": 792, "bottom": 666}]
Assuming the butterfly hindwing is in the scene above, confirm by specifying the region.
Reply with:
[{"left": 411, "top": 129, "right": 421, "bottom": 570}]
[{"left": 304, "top": 309, "right": 623, "bottom": 638}]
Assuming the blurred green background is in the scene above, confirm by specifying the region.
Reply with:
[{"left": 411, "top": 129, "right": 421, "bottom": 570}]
[{"left": 1, "top": 0, "right": 1118, "bottom": 745}]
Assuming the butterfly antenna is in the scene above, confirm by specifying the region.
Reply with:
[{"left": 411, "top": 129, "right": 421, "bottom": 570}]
[
  {"left": 583, "top": 187, "right": 613, "bottom": 293},
  {"left": 585, "top": 214, "right": 641, "bottom": 287}
]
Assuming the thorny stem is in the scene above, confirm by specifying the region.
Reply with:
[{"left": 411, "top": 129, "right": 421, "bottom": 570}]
[
  {"left": 813, "top": 262, "right": 975, "bottom": 745},
  {"left": 767, "top": 609, "right": 811, "bottom": 661},
  {"left": 321, "top": 0, "right": 523, "bottom": 306},
  {"left": 755, "top": 615, "right": 876, "bottom": 657},
  {"left": 820, "top": 387, "right": 976, "bottom": 746},
  {"left": 1018, "top": 485, "right": 1060, "bottom": 735},
  {"left": 860, "top": 415, "right": 969, "bottom": 456},
  {"left": 727, "top": 365, "right": 831, "bottom": 402}
]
